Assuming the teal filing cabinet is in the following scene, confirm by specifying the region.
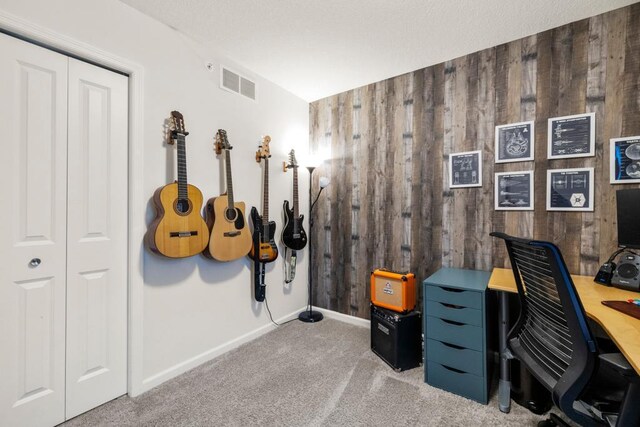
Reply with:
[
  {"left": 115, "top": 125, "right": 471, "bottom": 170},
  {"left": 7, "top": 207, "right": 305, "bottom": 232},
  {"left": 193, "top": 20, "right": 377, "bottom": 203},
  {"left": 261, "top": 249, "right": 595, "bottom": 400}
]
[{"left": 423, "top": 268, "right": 492, "bottom": 404}]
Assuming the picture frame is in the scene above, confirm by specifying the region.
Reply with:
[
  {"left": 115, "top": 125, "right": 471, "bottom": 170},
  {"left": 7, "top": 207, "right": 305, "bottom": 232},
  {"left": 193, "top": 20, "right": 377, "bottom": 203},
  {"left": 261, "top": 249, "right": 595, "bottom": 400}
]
[
  {"left": 547, "top": 112, "right": 595, "bottom": 159},
  {"left": 449, "top": 150, "right": 482, "bottom": 188},
  {"left": 494, "top": 171, "right": 534, "bottom": 211},
  {"left": 495, "top": 121, "right": 534, "bottom": 163},
  {"left": 610, "top": 136, "right": 640, "bottom": 184},
  {"left": 546, "top": 167, "right": 594, "bottom": 212}
]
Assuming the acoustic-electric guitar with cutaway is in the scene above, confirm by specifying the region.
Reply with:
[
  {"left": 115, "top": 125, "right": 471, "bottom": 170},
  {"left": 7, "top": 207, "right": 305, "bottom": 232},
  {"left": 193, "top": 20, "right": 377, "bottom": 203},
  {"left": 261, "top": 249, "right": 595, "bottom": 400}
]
[
  {"left": 204, "top": 129, "right": 252, "bottom": 261},
  {"left": 146, "top": 111, "right": 209, "bottom": 258}
]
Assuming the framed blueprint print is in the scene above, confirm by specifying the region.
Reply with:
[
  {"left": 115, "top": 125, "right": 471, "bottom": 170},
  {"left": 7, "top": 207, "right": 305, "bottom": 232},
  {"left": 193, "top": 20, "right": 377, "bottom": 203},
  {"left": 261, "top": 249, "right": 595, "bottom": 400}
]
[
  {"left": 610, "top": 136, "right": 640, "bottom": 184},
  {"left": 495, "top": 121, "right": 534, "bottom": 163},
  {"left": 546, "top": 168, "right": 594, "bottom": 212}
]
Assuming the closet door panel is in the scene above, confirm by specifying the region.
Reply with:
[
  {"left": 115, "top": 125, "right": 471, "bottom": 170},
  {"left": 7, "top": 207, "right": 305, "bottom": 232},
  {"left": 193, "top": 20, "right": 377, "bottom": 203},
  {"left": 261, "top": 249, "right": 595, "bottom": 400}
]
[
  {"left": 65, "top": 58, "right": 128, "bottom": 419},
  {"left": 0, "top": 34, "right": 68, "bottom": 427}
]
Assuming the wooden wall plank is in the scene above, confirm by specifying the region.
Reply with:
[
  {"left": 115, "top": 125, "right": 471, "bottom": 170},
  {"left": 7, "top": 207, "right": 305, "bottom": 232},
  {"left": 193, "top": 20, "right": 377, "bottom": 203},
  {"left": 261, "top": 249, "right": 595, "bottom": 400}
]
[
  {"left": 581, "top": 15, "right": 607, "bottom": 275},
  {"left": 308, "top": 5, "right": 640, "bottom": 319},
  {"left": 409, "top": 68, "right": 428, "bottom": 303},
  {"left": 475, "top": 48, "right": 496, "bottom": 270},
  {"left": 533, "top": 31, "right": 552, "bottom": 241},
  {"left": 386, "top": 75, "right": 405, "bottom": 270},
  {"left": 548, "top": 24, "right": 573, "bottom": 268},
  {"left": 451, "top": 56, "right": 468, "bottom": 268},
  {"left": 563, "top": 19, "right": 589, "bottom": 275},
  {"left": 430, "top": 64, "right": 445, "bottom": 274},
  {"left": 519, "top": 35, "right": 537, "bottom": 239},
  {"left": 349, "top": 88, "right": 362, "bottom": 317},
  {"left": 359, "top": 84, "right": 376, "bottom": 318},
  {"left": 463, "top": 53, "right": 479, "bottom": 268},
  {"left": 399, "top": 74, "right": 414, "bottom": 272},
  {"left": 622, "top": 4, "right": 640, "bottom": 136},
  {"left": 599, "top": 8, "right": 627, "bottom": 264},
  {"left": 491, "top": 43, "right": 509, "bottom": 267},
  {"left": 504, "top": 39, "right": 522, "bottom": 241},
  {"left": 372, "top": 81, "right": 388, "bottom": 269},
  {"left": 442, "top": 60, "right": 456, "bottom": 267}
]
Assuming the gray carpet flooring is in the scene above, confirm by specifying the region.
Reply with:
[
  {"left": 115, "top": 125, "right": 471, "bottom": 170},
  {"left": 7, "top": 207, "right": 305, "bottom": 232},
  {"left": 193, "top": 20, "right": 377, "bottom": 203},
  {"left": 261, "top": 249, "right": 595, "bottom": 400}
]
[{"left": 62, "top": 318, "right": 552, "bottom": 426}]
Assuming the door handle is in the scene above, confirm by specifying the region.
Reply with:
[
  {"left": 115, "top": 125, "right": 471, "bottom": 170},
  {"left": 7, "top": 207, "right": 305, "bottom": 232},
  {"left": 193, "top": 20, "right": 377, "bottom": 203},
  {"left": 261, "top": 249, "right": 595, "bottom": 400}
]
[{"left": 29, "top": 258, "right": 41, "bottom": 267}]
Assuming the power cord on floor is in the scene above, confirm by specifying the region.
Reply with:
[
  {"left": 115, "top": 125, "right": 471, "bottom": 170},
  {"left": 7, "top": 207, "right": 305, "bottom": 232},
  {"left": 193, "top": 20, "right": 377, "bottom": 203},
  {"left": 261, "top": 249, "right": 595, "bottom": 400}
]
[{"left": 264, "top": 296, "right": 297, "bottom": 327}]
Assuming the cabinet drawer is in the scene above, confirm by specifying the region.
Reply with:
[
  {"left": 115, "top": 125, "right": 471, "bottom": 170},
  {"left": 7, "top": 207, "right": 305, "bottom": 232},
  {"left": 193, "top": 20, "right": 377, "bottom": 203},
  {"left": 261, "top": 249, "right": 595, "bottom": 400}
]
[
  {"left": 424, "top": 285, "right": 481, "bottom": 309},
  {"left": 426, "top": 361, "right": 486, "bottom": 404},
  {"left": 425, "top": 300, "right": 482, "bottom": 327},
  {"left": 426, "top": 339, "right": 484, "bottom": 377},
  {"left": 425, "top": 316, "right": 483, "bottom": 351}
]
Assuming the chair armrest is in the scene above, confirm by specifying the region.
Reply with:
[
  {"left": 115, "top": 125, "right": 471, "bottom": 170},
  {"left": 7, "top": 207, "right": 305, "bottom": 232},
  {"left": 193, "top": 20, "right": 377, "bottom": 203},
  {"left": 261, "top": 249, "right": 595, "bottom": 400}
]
[{"left": 599, "top": 353, "right": 636, "bottom": 378}]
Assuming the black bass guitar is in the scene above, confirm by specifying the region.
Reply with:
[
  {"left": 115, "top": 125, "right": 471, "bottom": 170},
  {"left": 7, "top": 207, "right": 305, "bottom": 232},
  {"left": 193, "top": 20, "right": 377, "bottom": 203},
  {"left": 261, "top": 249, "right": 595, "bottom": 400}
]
[{"left": 282, "top": 149, "right": 307, "bottom": 251}]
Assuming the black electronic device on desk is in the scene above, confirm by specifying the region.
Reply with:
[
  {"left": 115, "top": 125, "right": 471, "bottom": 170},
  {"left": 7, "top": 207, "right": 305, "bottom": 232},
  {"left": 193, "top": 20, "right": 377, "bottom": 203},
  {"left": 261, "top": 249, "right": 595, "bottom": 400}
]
[
  {"left": 594, "top": 189, "right": 640, "bottom": 291},
  {"left": 611, "top": 253, "right": 640, "bottom": 291},
  {"left": 370, "top": 304, "right": 421, "bottom": 372}
]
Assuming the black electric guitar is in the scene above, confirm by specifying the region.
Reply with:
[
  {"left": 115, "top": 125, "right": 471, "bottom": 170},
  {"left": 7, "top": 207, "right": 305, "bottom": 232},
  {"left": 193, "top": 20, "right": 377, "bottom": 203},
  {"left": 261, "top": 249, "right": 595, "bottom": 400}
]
[{"left": 282, "top": 149, "right": 307, "bottom": 250}]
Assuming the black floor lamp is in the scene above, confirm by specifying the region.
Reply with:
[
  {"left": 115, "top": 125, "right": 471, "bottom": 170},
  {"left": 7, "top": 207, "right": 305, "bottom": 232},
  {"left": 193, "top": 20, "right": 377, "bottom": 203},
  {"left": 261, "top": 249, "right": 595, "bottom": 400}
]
[{"left": 298, "top": 165, "right": 328, "bottom": 323}]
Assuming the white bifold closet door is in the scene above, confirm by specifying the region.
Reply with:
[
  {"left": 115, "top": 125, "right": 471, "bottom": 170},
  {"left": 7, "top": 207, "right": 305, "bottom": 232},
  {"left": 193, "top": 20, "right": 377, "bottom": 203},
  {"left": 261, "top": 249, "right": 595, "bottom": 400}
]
[
  {"left": 65, "top": 57, "right": 128, "bottom": 419},
  {"left": 0, "top": 33, "right": 128, "bottom": 427}
]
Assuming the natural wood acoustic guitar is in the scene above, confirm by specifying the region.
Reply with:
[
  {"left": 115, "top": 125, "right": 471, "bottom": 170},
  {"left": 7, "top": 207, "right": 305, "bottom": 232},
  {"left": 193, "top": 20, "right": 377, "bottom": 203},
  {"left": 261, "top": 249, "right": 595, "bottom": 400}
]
[
  {"left": 146, "top": 111, "right": 209, "bottom": 258},
  {"left": 204, "top": 129, "right": 252, "bottom": 261}
]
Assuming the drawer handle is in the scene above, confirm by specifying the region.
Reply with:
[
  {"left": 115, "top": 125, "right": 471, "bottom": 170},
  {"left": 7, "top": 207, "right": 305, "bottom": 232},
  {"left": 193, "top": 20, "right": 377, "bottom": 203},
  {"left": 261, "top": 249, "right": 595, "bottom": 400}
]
[
  {"left": 440, "top": 302, "right": 464, "bottom": 309},
  {"left": 440, "top": 286, "right": 464, "bottom": 293},
  {"left": 441, "top": 364, "right": 465, "bottom": 374},
  {"left": 441, "top": 318, "right": 465, "bottom": 326},
  {"left": 441, "top": 342, "right": 465, "bottom": 350}
]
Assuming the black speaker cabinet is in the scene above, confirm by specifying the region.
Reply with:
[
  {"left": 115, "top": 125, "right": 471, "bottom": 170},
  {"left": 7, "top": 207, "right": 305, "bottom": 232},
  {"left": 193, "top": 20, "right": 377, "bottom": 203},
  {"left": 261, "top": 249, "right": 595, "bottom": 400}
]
[
  {"left": 612, "top": 253, "right": 640, "bottom": 292},
  {"left": 370, "top": 304, "right": 422, "bottom": 371}
]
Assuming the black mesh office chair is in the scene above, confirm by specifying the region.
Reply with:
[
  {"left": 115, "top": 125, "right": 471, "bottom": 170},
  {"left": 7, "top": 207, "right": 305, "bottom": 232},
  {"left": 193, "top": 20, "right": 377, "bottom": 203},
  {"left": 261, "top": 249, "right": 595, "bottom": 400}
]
[{"left": 491, "top": 232, "right": 640, "bottom": 427}]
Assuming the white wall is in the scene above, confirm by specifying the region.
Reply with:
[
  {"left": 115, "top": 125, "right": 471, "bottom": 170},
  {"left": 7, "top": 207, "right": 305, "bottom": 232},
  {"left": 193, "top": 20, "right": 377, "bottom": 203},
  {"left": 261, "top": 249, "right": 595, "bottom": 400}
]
[{"left": 0, "top": 0, "right": 310, "bottom": 395}]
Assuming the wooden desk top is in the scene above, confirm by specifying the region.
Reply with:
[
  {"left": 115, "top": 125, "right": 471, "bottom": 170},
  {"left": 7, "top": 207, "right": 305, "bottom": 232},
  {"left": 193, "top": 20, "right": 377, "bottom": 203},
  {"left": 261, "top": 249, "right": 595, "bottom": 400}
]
[{"left": 489, "top": 268, "right": 640, "bottom": 375}]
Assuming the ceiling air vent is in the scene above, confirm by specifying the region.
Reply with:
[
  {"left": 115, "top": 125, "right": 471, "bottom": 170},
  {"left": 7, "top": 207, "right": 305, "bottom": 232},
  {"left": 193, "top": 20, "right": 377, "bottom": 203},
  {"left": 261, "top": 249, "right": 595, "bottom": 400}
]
[{"left": 220, "top": 66, "right": 256, "bottom": 101}]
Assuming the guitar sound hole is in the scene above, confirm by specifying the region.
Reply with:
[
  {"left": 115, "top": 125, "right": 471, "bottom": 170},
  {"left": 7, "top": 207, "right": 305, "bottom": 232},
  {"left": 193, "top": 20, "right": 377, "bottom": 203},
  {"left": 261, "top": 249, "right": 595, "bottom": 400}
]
[
  {"left": 225, "top": 208, "right": 238, "bottom": 221},
  {"left": 175, "top": 198, "right": 192, "bottom": 215}
]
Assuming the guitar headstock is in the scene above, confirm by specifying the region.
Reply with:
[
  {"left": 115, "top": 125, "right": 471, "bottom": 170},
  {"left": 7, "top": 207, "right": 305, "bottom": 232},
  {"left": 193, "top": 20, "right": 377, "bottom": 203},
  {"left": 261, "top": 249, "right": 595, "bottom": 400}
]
[
  {"left": 283, "top": 149, "right": 299, "bottom": 171},
  {"left": 214, "top": 129, "right": 231, "bottom": 155},
  {"left": 255, "top": 135, "right": 271, "bottom": 163},
  {"left": 170, "top": 111, "right": 189, "bottom": 140}
]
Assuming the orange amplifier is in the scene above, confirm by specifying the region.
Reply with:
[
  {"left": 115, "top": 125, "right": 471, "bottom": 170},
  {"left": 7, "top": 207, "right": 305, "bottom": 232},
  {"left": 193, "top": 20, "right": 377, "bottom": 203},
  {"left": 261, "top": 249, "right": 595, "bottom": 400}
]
[{"left": 370, "top": 269, "right": 416, "bottom": 313}]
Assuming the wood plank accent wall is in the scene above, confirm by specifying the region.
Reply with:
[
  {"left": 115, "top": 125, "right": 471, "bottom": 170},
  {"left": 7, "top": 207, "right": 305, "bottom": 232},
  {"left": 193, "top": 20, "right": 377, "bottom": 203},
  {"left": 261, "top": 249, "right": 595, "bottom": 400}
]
[{"left": 308, "top": 5, "right": 640, "bottom": 319}]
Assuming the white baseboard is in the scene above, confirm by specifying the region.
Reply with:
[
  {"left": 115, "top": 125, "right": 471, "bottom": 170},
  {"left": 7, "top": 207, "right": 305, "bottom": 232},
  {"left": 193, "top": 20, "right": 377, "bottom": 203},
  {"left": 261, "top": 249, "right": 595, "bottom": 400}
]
[
  {"left": 137, "top": 307, "right": 303, "bottom": 396},
  {"left": 136, "top": 306, "right": 369, "bottom": 396},
  {"left": 313, "top": 307, "right": 371, "bottom": 328}
]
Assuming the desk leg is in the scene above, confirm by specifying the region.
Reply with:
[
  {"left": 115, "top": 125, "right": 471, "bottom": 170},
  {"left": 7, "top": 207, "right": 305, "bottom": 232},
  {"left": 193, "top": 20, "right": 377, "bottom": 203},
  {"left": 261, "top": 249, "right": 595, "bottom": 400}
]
[{"left": 498, "top": 291, "right": 511, "bottom": 413}]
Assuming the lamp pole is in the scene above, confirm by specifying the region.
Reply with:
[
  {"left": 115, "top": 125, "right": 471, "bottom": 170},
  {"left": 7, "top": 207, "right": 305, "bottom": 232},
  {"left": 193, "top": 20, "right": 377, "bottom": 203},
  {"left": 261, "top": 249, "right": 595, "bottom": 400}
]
[{"left": 298, "top": 165, "right": 324, "bottom": 323}]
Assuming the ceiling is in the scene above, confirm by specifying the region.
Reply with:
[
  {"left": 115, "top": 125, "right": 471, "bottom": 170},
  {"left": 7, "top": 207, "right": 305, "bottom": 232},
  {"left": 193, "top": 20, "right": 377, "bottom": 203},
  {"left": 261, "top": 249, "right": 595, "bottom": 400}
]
[{"left": 121, "top": 0, "right": 636, "bottom": 102}]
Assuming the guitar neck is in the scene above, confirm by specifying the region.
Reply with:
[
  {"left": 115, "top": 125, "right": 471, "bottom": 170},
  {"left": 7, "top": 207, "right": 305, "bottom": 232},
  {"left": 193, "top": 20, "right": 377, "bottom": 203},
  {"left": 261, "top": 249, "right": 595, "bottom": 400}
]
[
  {"left": 262, "top": 157, "right": 269, "bottom": 225},
  {"left": 293, "top": 166, "right": 299, "bottom": 219},
  {"left": 225, "top": 148, "right": 234, "bottom": 208},
  {"left": 176, "top": 133, "right": 188, "bottom": 200}
]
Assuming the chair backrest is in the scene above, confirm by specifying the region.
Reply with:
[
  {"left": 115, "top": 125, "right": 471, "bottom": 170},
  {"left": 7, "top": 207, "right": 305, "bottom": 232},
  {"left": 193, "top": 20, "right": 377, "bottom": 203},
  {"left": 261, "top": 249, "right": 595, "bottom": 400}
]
[{"left": 491, "top": 232, "right": 597, "bottom": 425}]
